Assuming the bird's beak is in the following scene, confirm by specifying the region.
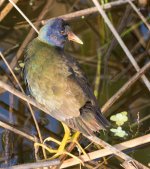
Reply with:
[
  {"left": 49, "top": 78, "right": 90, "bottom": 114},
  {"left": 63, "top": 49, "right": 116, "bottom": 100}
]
[{"left": 67, "top": 31, "right": 83, "bottom": 45}]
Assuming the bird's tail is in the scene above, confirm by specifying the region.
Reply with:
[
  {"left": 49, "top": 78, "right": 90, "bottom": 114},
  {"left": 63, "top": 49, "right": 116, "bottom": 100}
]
[{"left": 65, "top": 101, "right": 110, "bottom": 136}]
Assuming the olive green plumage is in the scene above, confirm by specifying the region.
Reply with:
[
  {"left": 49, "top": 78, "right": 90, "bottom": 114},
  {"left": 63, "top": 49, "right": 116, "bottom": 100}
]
[{"left": 24, "top": 19, "right": 110, "bottom": 136}]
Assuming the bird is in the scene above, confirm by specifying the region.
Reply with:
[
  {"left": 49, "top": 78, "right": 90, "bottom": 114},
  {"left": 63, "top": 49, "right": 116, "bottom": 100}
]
[{"left": 24, "top": 18, "right": 110, "bottom": 159}]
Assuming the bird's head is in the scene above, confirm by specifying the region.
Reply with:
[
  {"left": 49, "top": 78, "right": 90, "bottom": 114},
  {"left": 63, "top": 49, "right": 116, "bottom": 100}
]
[{"left": 38, "top": 18, "right": 83, "bottom": 48}]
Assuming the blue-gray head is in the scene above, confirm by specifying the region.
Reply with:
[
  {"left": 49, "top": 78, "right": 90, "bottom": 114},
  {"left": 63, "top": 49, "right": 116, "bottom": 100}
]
[{"left": 38, "top": 18, "right": 83, "bottom": 48}]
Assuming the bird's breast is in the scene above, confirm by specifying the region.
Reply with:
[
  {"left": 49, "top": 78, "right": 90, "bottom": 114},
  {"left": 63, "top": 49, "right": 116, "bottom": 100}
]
[
  {"left": 25, "top": 39, "right": 82, "bottom": 120},
  {"left": 25, "top": 45, "right": 75, "bottom": 114}
]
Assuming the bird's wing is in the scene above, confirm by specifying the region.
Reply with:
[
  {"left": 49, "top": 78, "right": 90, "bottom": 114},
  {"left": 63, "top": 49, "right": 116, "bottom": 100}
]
[
  {"left": 59, "top": 52, "right": 110, "bottom": 135},
  {"left": 62, "top": 51, "right": 97, "bottom": 102}
]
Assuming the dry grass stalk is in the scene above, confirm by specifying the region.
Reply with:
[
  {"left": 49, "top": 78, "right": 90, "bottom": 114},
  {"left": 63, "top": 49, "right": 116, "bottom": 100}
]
[
  {"left": 102, "top": 62, "right": 150, "bottom": 113},
  {"left": 61, "top": 134, "right": 150, "bottom": 168},
  {"left": 127, "top": 0, "right": 150, "bottom": 31},
  {"left": 92, "top": 0, "right": 150, "bottom": 92},
  {"left": 0, "top": 121, "right": 36, "bottom": 142},
  {"left": 8, "top": 0, "right": 38, "bottom": 33},
  {"left": 6, "top": 159, "right": 60, "bottom": 169},
  {"left": 0, "top": 0, "right": 19, "bottom": 21}
]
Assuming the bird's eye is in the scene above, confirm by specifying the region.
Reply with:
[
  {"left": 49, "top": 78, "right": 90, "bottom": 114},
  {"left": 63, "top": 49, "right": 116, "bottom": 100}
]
[{"left": 60, "top": 30, "right": 65, "bottom": 34}]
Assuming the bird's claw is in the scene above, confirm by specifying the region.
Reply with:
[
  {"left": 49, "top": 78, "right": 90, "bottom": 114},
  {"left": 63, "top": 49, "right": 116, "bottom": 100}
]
[{"left": 34, "top": 123, "right": 88, "bottom": 165}]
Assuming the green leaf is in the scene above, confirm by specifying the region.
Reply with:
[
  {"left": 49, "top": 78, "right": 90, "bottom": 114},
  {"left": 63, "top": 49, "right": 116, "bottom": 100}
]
[
  {"left": 110, "top": 111, "right": 128, "bottom": 126},
  {"left": 110, "top": 127, "right": 128, "bottom": 138},
  {"left": 19, "top": 62, "right": 25, "bottom": 68},
  {"left": 14, "top": 67, "right": 20, "bottom": 71}
]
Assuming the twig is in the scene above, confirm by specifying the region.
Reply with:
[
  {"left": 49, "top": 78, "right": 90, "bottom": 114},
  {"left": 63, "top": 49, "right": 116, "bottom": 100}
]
[
  {"left": 0, "top": 75, "right": 8, "bottom": 94},
  {"left": 112, "top": 49, "right": 150, "bottom": 81},
  {"left": 4, "top": 94, "right": 14, "bottom": 165},
  {"left": 0, "top": 0, "right": 19, "bottom": 21},
  {"left": 0, "top": 99, "right": 61, "bottom": 140},
  {"left": 3, "top": 44, "right": 19, "bottom": 56},
  {"left": 2, "top": 159, "right": 60, "bottom": 169},
  {"left": 133, "top": 28, "right": 147, "bottom": 48},
  {"left": 92, "top": 0, "right": 150, "bottom": 92},
  {"left": 10, "top": 0, "right": 54, "bottom": 69},
  {"left": 103, "top": 6, "right": 132, "bottom": 99},
  {"left": 0, "top": 0, "right": 5, "bottom": 7},
  {"left": 94, "top": 51, "right": 101, "bottom": 98},
  {"left": 61, "top": 134, "right": 150, "bottom": 168},
  {"left": 42, "top": 0, "right": 134, "bottom": 24},
  {"left": 102, "top": 62, "right": 150, "bottom": 113},
  {"left": 131, "top": 114, "right": 150, "bottom": 127},
  {"left": 86, "top": 134, "right": 149, "bottom": 169},
  {"left": 0, "top": 80, "right": 49, "bottom": 113},
  {"left": 8, "top": 0, "right": 39, "bottom": 33},
  {"left": 14, "top": 0, "right": 135, "bottom": 29},
  {"left": 0, "top": 121, "right": 36, "bottom": 142},
  {"left": 51, "top": 139, "right": 81, "bottom": 169},
  {"left": 127, "top": 0, "right": 150, "bottom": 31},
  {"left": 121, "top": 16, "right": 150, "bottom": 37}
]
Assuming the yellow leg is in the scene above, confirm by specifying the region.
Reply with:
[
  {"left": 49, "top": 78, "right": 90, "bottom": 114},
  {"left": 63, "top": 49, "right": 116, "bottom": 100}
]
[
  {"left": 47, "top": 122, "right": 71, "bottom": 159},
  {"left": 44, "top": 137, "right": 61, "bottom": 145},
  {"left": 34, "top": 122, "right": 88, "bottom": 165},
  {"left": 57, "top": 122, "right": 71, "bottom": 152},
  {"left": 68, "top": 131, "right": 89, "bottom": 158}
]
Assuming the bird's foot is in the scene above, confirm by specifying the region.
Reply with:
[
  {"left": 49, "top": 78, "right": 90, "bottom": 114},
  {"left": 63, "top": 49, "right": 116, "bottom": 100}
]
[
  {"left": 34, "top": 123, "right": 87, "bottom": 165},
  {"left": 68, "top": 131, "right": 88, "bottom": 157}
]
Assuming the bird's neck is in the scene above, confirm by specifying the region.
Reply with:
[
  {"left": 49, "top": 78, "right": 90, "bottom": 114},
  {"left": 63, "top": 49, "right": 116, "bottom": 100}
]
[
  {"left": 37, "top": 36, "right": 65, "bottom": 49},
  {"left": 32, "top": 38, "right": 65, "bottom": 59},
  {"left": 55, "top": 46, "right": 64, "bottom": 52}
]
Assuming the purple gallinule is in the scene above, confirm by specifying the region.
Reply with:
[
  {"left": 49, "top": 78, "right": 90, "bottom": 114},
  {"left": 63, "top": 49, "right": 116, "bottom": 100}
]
[{"left": 24, "top": 18, "right": 110, "bottom": 159}]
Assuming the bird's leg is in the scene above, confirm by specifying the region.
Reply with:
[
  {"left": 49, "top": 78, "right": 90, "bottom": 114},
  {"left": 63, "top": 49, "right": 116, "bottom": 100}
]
[
  {"left": 35, "top": 122, "right": 70, "bottom": 151},
  {"left": 34, "top": 142, "right": 84, "bottom": 164},
  {"left": 34, "top": 123, "right": 88, "bottom": 164},
  {"left": 68, "top": 131, "right": 88, "bottom": 157},
  {"left": 49, "top": 123, "right": 88, "bottom": 161},
  {"left": 44, "top": 137, "right": 61, "bottom": 145},
  {"left": 59, "top": 123, "right": 87, "bottom": 157},
  {"left": 34, "top": 122, "right": 70, "bottom": 158},
  {"left": 57, "top": 122, "right": 71, "bottom": 152}
]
